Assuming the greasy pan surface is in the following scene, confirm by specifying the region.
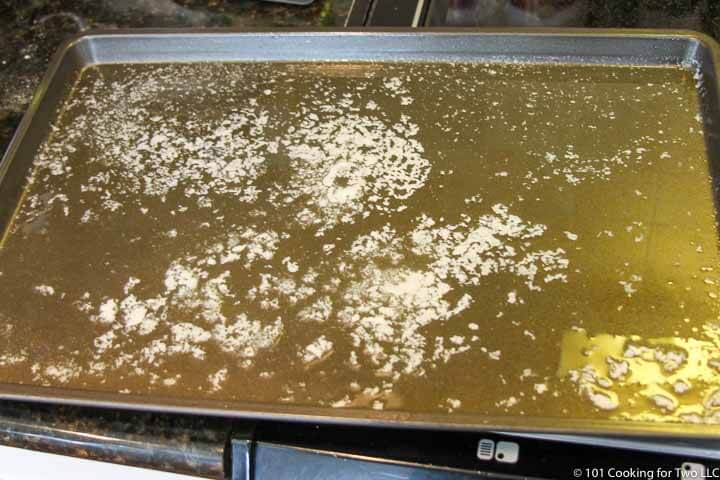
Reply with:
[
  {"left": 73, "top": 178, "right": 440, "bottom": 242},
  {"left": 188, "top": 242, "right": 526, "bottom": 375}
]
[{"left": 1, "top": 29, "right": 720, "bottom": 437}]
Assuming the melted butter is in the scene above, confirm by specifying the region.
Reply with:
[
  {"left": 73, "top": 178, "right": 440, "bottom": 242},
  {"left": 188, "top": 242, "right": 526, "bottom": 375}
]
[
  {"left": 0, "top": 61, "right": 715, "bottom": 425},
  {"left": 559, "top": 327, "right": 720, "bottom": 421}
]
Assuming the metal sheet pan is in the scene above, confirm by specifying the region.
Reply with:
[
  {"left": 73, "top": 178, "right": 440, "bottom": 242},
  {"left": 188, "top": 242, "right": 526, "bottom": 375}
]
[{"left": 2, "top": 28, "right": 720, "bottom": 438}]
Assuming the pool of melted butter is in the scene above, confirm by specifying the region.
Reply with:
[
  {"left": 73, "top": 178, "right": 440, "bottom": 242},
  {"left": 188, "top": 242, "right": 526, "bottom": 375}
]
[{"left": 0, "top": 60, "right": 717, "bottom": 425}]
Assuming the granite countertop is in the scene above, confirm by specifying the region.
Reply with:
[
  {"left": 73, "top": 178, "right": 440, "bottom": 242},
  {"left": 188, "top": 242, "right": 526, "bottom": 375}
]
[
  {"left": 0, "top": 400, "right": 231, "bottom": 478},
  {"left": 1, "top": 0, "right": 720, "bottom": 478}
]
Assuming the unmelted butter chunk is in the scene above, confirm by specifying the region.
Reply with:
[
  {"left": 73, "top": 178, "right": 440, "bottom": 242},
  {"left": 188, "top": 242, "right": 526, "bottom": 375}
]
[{"left": 0, "top": 61, "right": 716, "bottom": 424}]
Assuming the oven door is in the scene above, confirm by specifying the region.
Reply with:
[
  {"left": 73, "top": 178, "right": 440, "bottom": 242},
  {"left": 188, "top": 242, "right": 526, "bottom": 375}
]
[{"left": 228, "top": 424, "right": 720, "bottom": 479}]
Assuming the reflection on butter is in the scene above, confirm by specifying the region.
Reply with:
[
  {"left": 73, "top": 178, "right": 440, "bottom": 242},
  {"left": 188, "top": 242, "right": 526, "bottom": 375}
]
[{"left": 559, "top": 326, "right": 720, "bottom": 423}]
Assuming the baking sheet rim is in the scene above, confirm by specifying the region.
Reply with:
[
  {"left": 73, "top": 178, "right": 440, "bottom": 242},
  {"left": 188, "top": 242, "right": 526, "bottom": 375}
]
[{"left": 2, "top": 27, "right": 720, "bottom": 437}]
